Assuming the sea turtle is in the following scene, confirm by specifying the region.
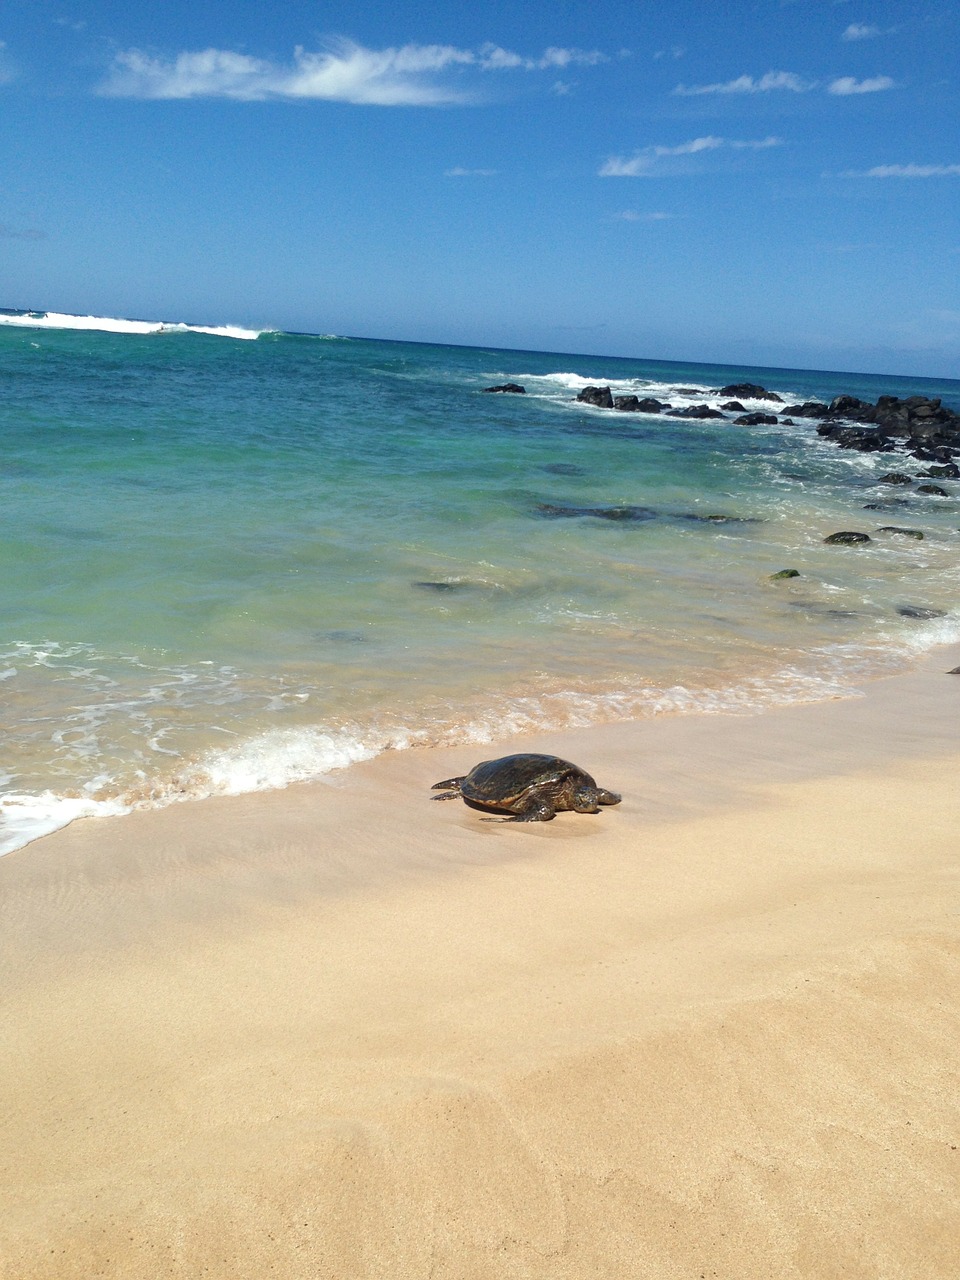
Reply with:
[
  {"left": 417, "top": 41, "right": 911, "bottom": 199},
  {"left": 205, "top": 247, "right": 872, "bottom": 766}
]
[{"left": 431, "top": 753, "right": 621, "bottom": 823}]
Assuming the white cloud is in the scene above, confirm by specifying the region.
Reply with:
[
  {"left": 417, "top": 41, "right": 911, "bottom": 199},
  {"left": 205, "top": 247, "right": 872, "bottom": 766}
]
[
  {"left": 613, "top": 210, "right": 675, "bottom": 221},
  {"left": 673, "top": 70, "right": 814, "bottom": 96},
  {"left": 828, "top": 75, "right": 895, "bottom": 95},
  {"left": 600, "top": 135, "right": 782, "bottom": 176},
  {"left": 842, "top": 23, "right": 882, "bottom": 41},
  {"left": 534, "top": 46, "right": 606, "bottom": 70},
  {"left": 843, "top": 163, "right": 960, "bottom": 177},
  {"left": 444, "top": 167, "right": 497, "bottom": 177},
  {"left": 98, "top": 39, "right": 606, "bottom": 105},
  {"left": 674, "top": 69, "right": 896, "bottom": 99},
  {"left": 476, "top": 45, "right": 524, "bottom": 71},
  {"left": 654, "top": 136, "right": 726, "bottom": 157}
]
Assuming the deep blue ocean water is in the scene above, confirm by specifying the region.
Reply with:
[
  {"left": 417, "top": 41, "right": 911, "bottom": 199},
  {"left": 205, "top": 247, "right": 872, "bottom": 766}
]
[{"left": 2, "top": 309, "right": 959, "bottom": 853}]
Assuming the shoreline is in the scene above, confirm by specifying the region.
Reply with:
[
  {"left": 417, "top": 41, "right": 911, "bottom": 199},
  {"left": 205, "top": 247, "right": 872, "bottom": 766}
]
[{"left": 3, "top": 642, "right": 959, "bottom": 1277}]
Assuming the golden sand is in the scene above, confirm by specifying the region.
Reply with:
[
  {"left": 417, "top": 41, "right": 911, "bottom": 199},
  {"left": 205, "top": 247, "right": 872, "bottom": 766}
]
[{"left": 2, "top": 647, "right": 959, "bottom": 1278}]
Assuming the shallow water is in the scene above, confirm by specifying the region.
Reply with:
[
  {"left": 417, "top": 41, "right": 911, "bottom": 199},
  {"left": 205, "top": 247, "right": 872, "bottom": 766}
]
[{"left": 2, "top": 310, "right": 959, "bottom": 852}]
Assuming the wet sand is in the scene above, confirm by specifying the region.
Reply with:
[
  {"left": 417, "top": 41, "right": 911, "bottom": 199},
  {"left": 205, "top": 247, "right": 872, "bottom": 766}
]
[{"left": 2, "top": 645, "right": 959, "bottom": 1278}]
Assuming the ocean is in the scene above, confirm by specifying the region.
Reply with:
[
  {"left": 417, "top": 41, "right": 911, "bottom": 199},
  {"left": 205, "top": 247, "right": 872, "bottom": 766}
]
[{"left": 2, "top": 309, "right": 959, "bottom": 855}]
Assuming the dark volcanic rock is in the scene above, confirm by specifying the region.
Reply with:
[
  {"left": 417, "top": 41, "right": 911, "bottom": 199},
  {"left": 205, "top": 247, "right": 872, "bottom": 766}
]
[
  {"left": 676, "top": 513, "right": 763, "bottom": 524},
  {"left": 874, "top": 397, "right": 911, "bottom": 435},
  {"left": 734, "top": 412, "right": 780, "bottom": 426},
  {"left": 816, "top": 425, "right": 894, "bottom": 451},
  {"left": 828, "top": 395, "right": 876, "bottom": 422},
  {"left": 770, "top": 569, "right": 800, "bottom": 579},
  {"left": 613, "top": 395, "right": 672, "bottom": 413},
  {"left": 720, "top": 401, "right": 746, "bottom": 412},
  {"left": 911, "top": 445, "right": 957, "bottom": 461},
  {"left": 784, "top": 401, "right": 830, "bottom": 419},
  {"left": 897, "top": 605, "right": 947, "bottom": 620},
  {"left": 719, "top": 383, "right": 783, "bottom": 403},
  {"left": 576, "top": 385, "right": 614, "bottom": 409},
  {"left": 917, "top": 483, "right": 949, "bottom": 497},
  {"left": 878, "top": 472, "right": 915, "bottom": 486},
  {"left": 666, "top": 404, "right": 726, "bottom": 420},
  {"left": 921, "top": 463, "right": 960, "bottom": 479},
  {"left": 793, "top": 395, "right": 960, "bottom": 466},
  {"left": 876, "top": 526, "right": 925, "bottom": 539},
  {"left": 842, "top": 429, "right": 894, "bottom": 452},
  {"left": 483, "top": 383, "right": 526, "bottom": 394},
  {"left": 823, "top": 531, "right": 872, "bottom": 545},
  {"left": 535, "top": 502, "right": 658, "bottom": 522}
]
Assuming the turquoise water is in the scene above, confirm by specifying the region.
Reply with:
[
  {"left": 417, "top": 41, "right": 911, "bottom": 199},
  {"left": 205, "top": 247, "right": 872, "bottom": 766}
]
[{"left": 3, "top": 311, "right": 959, "bottom": 852}]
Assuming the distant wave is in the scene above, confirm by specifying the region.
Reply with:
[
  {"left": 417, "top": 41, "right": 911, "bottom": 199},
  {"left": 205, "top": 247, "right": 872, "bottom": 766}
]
[{"left": 0, "top": 309, "right": 271, "bottom": 341}]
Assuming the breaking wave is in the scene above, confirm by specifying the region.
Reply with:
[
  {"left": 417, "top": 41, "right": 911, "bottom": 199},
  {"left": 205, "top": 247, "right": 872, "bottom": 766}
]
[{"left": 0, "top": 309, "right": 270, "bottom": 340}]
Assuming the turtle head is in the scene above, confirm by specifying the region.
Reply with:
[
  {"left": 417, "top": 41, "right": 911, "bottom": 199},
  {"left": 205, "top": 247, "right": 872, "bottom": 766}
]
[
  {"left": 571, "top": 785, "right": 602, "bottom": 813},
  {"left": 571, "top": 782, "right": 621, "bottom": 813}
]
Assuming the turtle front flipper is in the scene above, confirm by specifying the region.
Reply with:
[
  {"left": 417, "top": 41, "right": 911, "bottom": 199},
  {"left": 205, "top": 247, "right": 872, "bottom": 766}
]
[
  {"left": 431, "top": 776, "right": 466, "bottom": 800},
  {"left": 482, "top": 798, "right": 556, "bottom": 823}
]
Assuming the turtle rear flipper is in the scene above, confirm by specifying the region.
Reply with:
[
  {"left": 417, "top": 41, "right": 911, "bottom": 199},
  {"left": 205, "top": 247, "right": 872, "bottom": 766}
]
[{"left": 431, "top": 776, "right": 466, "bottom": 800}]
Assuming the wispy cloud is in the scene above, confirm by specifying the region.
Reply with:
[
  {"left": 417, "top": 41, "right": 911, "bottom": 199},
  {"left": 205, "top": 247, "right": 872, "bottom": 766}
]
[
  {"left": 97, "top": 40, "right": 606, "bottom": 105},
  {"left": 673, "top": 70, "right": 814, "bottom": 96},
  {"left": 673, "top": 69, "right": 895, "bottom": 99},
  {"left": 828, "top": 75, "right": 895, "bottom": 95},
  {"left": 600, "top": 135, "right": 782, "bottom": 176},
  {"left": 841, "top": 163, "right": 960, "bottom": 177},
  {"left": 613, "top": 210, "right": 676, "bottom": 221},
  {"left": 841, "top": 23, "right": 883, "bottom": 41},
  {"left": 444, "top": 167, "right": 497, "bottom": 177}
]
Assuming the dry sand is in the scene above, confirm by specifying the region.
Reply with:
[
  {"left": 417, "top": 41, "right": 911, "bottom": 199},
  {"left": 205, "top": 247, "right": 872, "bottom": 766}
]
[{"left": 2, "top": 646, "right": 959, "bottom": 1278}]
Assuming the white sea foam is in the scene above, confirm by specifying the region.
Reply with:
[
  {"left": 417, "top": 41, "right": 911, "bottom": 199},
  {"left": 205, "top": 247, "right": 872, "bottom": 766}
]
[
  {"left": 0, "top": 727, "right": 385, "bottom": 858},
  {"left": 182, "top": 726, "right": 383, "bottom": 795},
  {"left": 0, "top": 310, "right": 269, "bottom": 340},
  {"left": 504, "top": 369, "right": 817, "bottom": 415},
  {"left": 4, "top": 617, "right": 958, "bottom": 860},
  {"left": 0, "top": 792, "right": 131, "bottom": 858}
]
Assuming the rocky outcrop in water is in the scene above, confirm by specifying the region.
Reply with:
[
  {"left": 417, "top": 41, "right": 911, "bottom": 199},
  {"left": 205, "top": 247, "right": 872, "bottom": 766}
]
[
  {"left": 563, "top": 381, "right": 959, "bottom": 486},
  {"left": 483, "top": 383, "right": 526, "bottom": 394},
  {"left": 719, "top": 383, "right": 784, "bottom": 403},
  {"left": 735, "top": 412, "right": 779, "bottom": 426},
  {"left": 536, "top": 502, "right": 658, "bottom": 522},
  {"left": 666, "top": 404, "right": 725, "bottom": 420},
  {"left": 613, "top": 395, "right": 675, "bottom": 413},
  {"left": 813, "top": 396, "right": 960, "bottom": 455},
  {"left": 576, "top": 385, "right": 614, "bottom": 409},
  {"left": 824, "top": 531, "right": 872, "bottom": 545}
]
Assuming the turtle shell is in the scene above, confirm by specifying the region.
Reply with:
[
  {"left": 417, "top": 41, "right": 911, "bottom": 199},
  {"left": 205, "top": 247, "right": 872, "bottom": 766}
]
[{"left": 460, "top": 753, "right": 595, "bottom": 809}]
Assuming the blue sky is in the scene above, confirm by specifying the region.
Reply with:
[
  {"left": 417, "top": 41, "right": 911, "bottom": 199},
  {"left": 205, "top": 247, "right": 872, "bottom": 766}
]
[{"left": 2, "top": 0, "right": 958, "bottom": 375}]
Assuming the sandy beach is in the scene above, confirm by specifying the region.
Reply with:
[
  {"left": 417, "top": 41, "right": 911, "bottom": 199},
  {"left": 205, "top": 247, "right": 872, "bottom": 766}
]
[{"left": 2, "top": 644, "right": 959, "bottom": 1279}]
